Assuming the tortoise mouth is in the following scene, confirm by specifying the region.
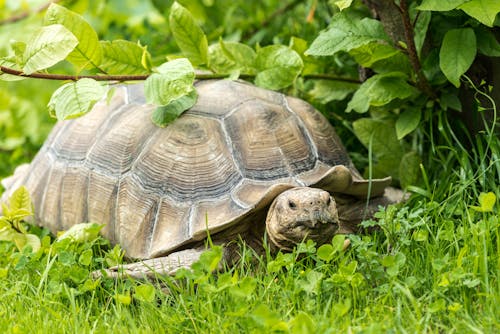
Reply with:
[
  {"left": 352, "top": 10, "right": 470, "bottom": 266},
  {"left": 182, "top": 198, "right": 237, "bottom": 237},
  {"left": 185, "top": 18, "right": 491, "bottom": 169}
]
[
  {"left": 267, "top": 216, "right": 340, "bottom": 251},
  {"left": 266, "top": 222, "right": 339, "bottom": 251},
  {"left": 292, "top": 211, "right": 338, "bottom": 229}
]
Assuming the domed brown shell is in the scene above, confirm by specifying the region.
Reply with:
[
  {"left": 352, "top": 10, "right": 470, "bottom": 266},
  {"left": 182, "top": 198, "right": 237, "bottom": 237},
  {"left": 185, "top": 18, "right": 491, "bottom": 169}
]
[{"left": 4, "top": 80, "right": 389, "bottom": 259}]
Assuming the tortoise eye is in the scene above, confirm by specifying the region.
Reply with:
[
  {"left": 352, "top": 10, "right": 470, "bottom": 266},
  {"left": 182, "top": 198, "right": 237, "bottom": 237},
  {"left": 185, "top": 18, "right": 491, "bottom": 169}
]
[
  {"left": 326, "top": 197, "right": 331, "bottom": 206},
  {"left": 288, "top": 200, "right": 297, "bottom": 209}
]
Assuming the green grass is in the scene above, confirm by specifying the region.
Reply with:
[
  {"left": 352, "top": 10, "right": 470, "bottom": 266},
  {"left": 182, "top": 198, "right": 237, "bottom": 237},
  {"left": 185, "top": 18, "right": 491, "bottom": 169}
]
[{"left": 0, "top": 111, "right": 499, "bottom": 333}]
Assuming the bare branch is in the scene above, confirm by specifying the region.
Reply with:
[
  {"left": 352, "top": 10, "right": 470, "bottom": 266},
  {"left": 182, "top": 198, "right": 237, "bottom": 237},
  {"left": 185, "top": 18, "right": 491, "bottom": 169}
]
[
  {"left": 0, "top": 66, "right": 149, "bottom": 81},
  {"left": 0, "top": 65, "right": 361, "bottom": 84},
  {"left": 399, "top": 0, "right": 436, "bottom": 99}
]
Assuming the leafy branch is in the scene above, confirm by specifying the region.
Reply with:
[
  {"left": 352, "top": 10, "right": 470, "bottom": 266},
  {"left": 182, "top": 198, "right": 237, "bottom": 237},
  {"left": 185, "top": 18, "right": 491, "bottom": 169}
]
[
  {"left": 0, "top": 65, "right": 360, "bottom": 83},
  {"left": 0, "top": 65, "right": 149, "bottom": 81}
]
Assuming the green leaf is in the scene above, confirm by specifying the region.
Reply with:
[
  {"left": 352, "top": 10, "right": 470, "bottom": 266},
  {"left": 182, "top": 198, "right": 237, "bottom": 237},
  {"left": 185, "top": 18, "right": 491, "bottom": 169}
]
[
  {"left": 331, "top": 234, "right": 347, "bottom": 253},
  {"left": 56, "top": 222, "right": 104, "bottom": 243},
  {"left": 350, "top": 42, "right": 400, "bottom": 68},
  {"left": 289, "top": 311, "right": 317, "bottom": 334},
  {"left": 22, "top": 24, "right": 78, "bottom": 75},
  {"left": 144, "top": 58, "right": 195, "bottom": 106},
  {"left": 370, "top": 51, "right": 413, "bottom": 75},
  {"left": 115, "top": 293, "right": 132, "bottom": 305},
  {"left": 440, "top": 91, "right": 462, "bottom": 111},
  {"left": 0, "top": 225, "right": 16, "bottom": 242},
  {"left": 100, "top": 40, "right": 151, "bottom": 74},
  {"left": 251, "top": 304, "right": 288, "bottom": 331},
  {"left": 254, "top": 45, "right": 303, "bottom": 90},
  {"left": 208, "top": 40, "right": 256, "bottom": 75},
  {"left": 414, "top": 11, "right": 432, "bottom": 56},
  {"left": 151, "top": 89, "right": 198, "bottom": 127},
  {"left": 333, "top": 0, "right": 354, "bottom": 11},
  {"left": 297, "top": 269, "right": 324, "bottom": 295},
  {"left": 417, "top": 0, "right": 468, "bottom": 11},
  {"left": 476, "top": 28, "right": 500, "bottom": 56},
  {"left": 459, "top": 0, "right": 500, "bottom": 27},
  {"left": 45, "top": 3, "right": 102, "bottom": 70},
  {"left": 289, "top": 37, "right": 321, "bottom": 75},
  {"left": 47, "top": 78, "right": 107, "bottom": 120},
  {"left": 347, "top": 72, "right": 418, "bottom": 113},
  {"left": 230, "top": 277, "right": 257, "bottom": 299},
  {"left": 12, "top": 233, "right": 41, "bottom": 253},
  {"left": 10, "top": 40, "right": 27, "bottom": 65},
  {"left": 439, "top": 28, "right": 476, "bottom": 87},
  {"left": 471, "top": 192, "right": 496, "bottom": 212},
  {"left": 196, "top": 246, "right": 223, "bottom": 273},
  {"left": 396, "top": 107, "right": 421, "bottom": 139},
  {"left": 352, "top": 118, "right": 404, "bottom": 179},
  {"left": 306, "top": 12, "right": 388, "bottom": 56},
  {"left": 413, "top": 229, "right": 429, "bottom": 242},
  {"left": 399, "top": 151, "right": 421, "bottom": 189},
  {"left": 135, "top": 284, "right": 156, "bottom": 302},
  {"left": 78, "top": 249, "right": 93, "bottom": 266},
  {"left": 9, "top": 186, "right": 32, "bottom": 213},
  {"left": 309, "top": 80, "right": 359, "bottom": 104},
  {"left": 316, "top": 244, "right": 334, "bottom": 262},
  {"left": 169, "top": 1, "right": 208, "bottom": 65}
]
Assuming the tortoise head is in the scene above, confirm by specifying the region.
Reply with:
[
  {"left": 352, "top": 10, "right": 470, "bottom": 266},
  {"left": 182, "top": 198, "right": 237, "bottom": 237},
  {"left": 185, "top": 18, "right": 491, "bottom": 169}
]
[{"left": 265, "top": 187, "right": 339, "bottom": 251}]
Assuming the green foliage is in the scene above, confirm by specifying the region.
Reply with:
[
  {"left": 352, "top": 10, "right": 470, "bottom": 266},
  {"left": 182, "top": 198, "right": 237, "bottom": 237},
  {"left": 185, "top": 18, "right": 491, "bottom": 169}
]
[
  {"left": 439, "top": 28, "right": 476, "bottom": 87},
  {"left": 47, "top": 78, "right": 107, "bottom": 120},
  {"left": 1, "top": 0, "right": 497, "bottom": 185},
  {"left": 305, "top": 12, "right": 388, "bottom": 56},
  {"left": 459, "top": 0, "right": 500, "bottom": 27},
  {"left": 144, "top": 58, "right": 197, "bottom": 126},
  {"left": 0, "top": 2, "right": 500, "bottom": 331},
  {"left": 254, "top": 45, "right": 303, "bottom": 90},
  {"left": 169, "top": 1, "right": 208, "bottom": 66},
  {"left": 396, "top": 107, "right": 421, "bottom": 140},
  {"left": 0, "top": 186, "right": 39, "bottom": 252},
  {"left": 45, "top": 4, "right": 103, "bottom": 70},
  {"left": 100, "top": 40, "right": 152, "bottom": 74},
  {"left": 417, "top": 0, "right": 469, "bottom": 11},
  {"left": 23, "top": 24, "right": 78, "bottom": 75},
  {"left": 208, "top": 40, "right": 256, "bottom": 75},
  {"left": 346, "top": 72, "right": 418, "bottom": 113},
  {"left": 470, "top": 192, "right": 497, "bottom": 212}
]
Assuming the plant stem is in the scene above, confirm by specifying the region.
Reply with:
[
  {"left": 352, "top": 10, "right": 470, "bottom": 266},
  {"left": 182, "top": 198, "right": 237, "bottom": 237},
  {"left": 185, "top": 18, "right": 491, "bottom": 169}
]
[
  {"left": 0, "top": 66, "right": 149, "bottom": 81},
  {"left": 398, "top": 0, "right": 436, "bottom": 99},
  {"left": 0, "top": 65, "right": 361, "bottom": 84}
]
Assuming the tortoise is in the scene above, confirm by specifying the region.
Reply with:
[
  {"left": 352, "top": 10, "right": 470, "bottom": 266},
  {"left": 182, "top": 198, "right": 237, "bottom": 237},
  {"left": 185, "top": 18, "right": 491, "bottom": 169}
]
[{"left": 1, "top": 80, "right": 402, "bottom": 278}]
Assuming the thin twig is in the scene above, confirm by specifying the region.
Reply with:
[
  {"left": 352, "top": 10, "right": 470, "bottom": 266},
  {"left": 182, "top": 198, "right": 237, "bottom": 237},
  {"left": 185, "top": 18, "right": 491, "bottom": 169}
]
[
  {"left": 398, "top": 0, "right": 436, "bottom": 99},
  {"left": 0, "top": 65, "right": 361, "bottom": 84},
  {"left": 0, "top": 0, "right": 62, "bottom": 25},
  {"left": 0, "top": 66, "right": 148, "bottom": 81}
]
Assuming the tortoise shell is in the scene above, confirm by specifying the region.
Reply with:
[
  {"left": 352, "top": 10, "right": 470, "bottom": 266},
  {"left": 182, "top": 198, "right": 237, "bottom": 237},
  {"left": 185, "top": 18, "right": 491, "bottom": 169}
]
[{"left": 5, "top": 80, "right": 388, "bottom": 259}]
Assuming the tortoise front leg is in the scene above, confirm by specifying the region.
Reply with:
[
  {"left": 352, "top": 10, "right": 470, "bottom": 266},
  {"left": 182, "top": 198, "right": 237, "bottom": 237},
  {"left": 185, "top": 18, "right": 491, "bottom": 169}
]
[{"left": 93, "top": 247, "right": 207, "bottom": 280}]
